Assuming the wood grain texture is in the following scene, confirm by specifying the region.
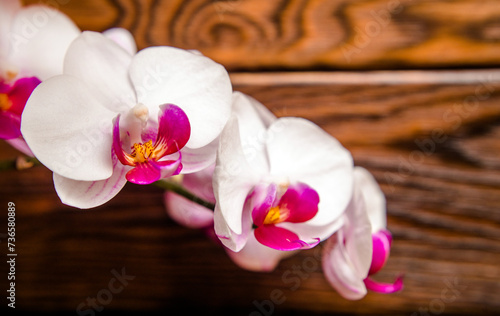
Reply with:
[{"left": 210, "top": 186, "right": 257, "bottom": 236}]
[
  {"left": 1, "top": 74, "right": 499, "bottom": 315},
  {"left": 22, "top": 0, "right": 500, "bottom": 70},
  {"left": 6, "top": 1, "right": 500, "bottom": 314}
]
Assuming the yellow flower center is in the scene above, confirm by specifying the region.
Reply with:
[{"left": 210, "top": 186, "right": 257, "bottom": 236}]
[
  {"left": 0, "top": 93, "right": 11, "bottom": 111},
  {"left": 130, "top": 140, "right": 155, "bottom": 163},
  {"left": 263, "top": 206, "right": 290, "bottom": 225}
]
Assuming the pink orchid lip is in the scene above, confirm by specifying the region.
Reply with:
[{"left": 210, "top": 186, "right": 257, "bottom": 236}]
[
  {"left": 369, "top": 229, "right": 392, "bottom": 275},
  {"left": 0, "top": 111, "right": 21, "bottom": 139},
  {"left": 251, "top": 182, "right": 321, "bottom": 251},
  {"left": 113, "top": 103, "right": 190, "bottom": 185},
  {"left": 364, "top": 274, "right": 404, "bottom": 294},
  {"left": 0, "top": 77, "right": 41, "bottom": 140},
  {"left": 364, "top": 229, "right": 404, "bottom": 294}
]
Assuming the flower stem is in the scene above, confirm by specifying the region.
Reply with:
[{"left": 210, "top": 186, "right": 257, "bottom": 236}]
[
  {"left": 0, "top": 156, "right": 41, "bottom": 171},
  {"left": 153, "top": 179, "right": 215, "bottom": 211}
]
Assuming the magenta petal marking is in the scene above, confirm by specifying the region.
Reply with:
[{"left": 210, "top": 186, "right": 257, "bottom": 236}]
[
  {"left": 254, "top": 225, "right": 319, "bottom": 251},
  {"left": 157, "top": 159, "right": 182, "bottom": 178},
  {"left": 369, "top": 230, "right": 392, "bottom": 275},
  {"left": 156, "top": 104, "right": 191, "bottom": 156},
  {"left": 112, "top": 115, "right": 134, "bottom": 166},
  {"left": 251, "top": 183, "right": 278, "bottom": 226},
  {"left": 158, "top": 143, "right": 183, "bottom": 178},
  {"left": 364, "top": 275, "right": 404, "bottom": 294},
  {"left": 127, "top": 158, "right": 182, "bottom": 185},
  {"left": 0, "top": 81, "right": 8, "bottom": 93},
  {"left": 279, "top": 182, "right": 319, "bottom": 223},
  {"left": 0, "top": 111, "right": 21, "bottom": 139},
  {"left": 126, "top": 161, "right": 162, "bottom": 184},
  {"left": 8, "top": 77, "right": 41, "bottom": 116}
]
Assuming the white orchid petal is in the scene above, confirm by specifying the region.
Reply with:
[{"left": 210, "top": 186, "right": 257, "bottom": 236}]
[
  {"left": 0, "top": 0, "right": 21, "bottom": 58},
  {"left": 266, "top": 118, "right": 353, "bottom": 226},
  {"left": 9, "top": 5, "right": 80, "bottom": 80},
  {"left": 129, "top": 46, "right": 232, "bottom": 148},
  {"left": 214, "top": 204, "right": 248, "bottom": 252},
  {"left": 344, "top": 186, "right": 373, "bottom": 279},
  {"left": 280, "top": 215, "right": 344, "bottom": 243},
  {"left": 64, "top": 31, "right": 135, "bottom": 112},
  {"left": 322, "top": 231, "right": 368, "bottom": 300},
  {"left": 179, "top": 136, "right": 218, "bottom": 174},
  {"left": 354, "top": 167, "right": 387, "bottom": 232},
  {"left": 102, "top": 27, "right": 137, "bottom": 55},
  {"left": 225, "top": 233, "right": 294, "bottom": 272},
  {"left": 232, "top": 91, "right": 275, "bottom": 172},
  {"left": 234, "top": 91, "right": 277, "bottom": 128},
  {"left": 21, "top": 75, "right": 116, "bottom": 180},
  {"left": 213, "top": 116, "right": 261, "bottom": 234},
  {"left": 53, "top": 159, "right": 129, "bottom": 209},
  {"left": 232, "top": 91, "right": 276, "bottom": 132}
]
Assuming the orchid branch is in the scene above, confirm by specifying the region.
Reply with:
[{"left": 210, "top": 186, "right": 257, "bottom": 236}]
[{"left": 153, "top": 179, "right": 215, "bottom": 211}]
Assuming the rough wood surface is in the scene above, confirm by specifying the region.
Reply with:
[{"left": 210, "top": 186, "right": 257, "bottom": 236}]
[
  {"left": 5, "top": 0, "right": 500, "bottom": 314},
  {"left": 1, "top": 73, "right": 500, "bottom": 315},
  {"left": 23, "top": 0, "right": 500, "bottom": 70}
]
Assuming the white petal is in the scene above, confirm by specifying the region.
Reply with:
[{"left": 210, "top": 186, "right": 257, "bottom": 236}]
[
  {"left": 234, "top": 91, "right": 277, "bottom": 128},
  {"left": 53, "top": 157, "right": 129, "bottom": 209},
  {"left": 280, "top": 215, "right": 344, "bottom": 243},
  {"left": 21, "top": 75, "right": 116, "bottom": 180},
  {"left": 225, "top": 233, "right": 295, "bottom": 272},
  {"left": 322, "top": 230, "right": 367, "bottom": 300},
  {"left": 232, "top": 91, "right": 275, "bottom": 172},
  {"left": 0, "top": 0, "right": 21, "bottom": 58},
  {"left": 102, "top": 27, "right": 137, "bottom": 55},
  {"left": 213, "top": 116, "right": 261, "bottom": 234},
  {"left": 214, "top": 204, "right": 249, "bottom": 252},
  {"left": 179, "top": 135, "right": 218, "bottom": 174},
  {"left": 343, "top": 186, "right": 373, "bottom": 279},
  {"left": 129, "top": 46, "right": 232, "bottom": 148},
  {"left": 266, "top": 118, "right": 354, "bottom": 226},
  {"left": 64, "top": 31, "right": 135, "bottom": 112},
  {"left": 354, "top": 167, "right": 387, "bottom": 232},
  {"left": 232, "top": 91, "right": 276, "bottom": 130},
  {"left": 9, "top": 5, "right": 80, "bottom": 80}
]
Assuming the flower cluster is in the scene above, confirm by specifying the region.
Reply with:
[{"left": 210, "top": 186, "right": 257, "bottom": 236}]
[{"left": 1, "top": 0, "right": 402, "bottom": 300}]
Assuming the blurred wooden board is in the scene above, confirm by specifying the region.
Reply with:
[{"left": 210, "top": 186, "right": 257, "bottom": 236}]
[
  {"left": 1, "top": 72, "right": 499, "bottom": 315},
  {"left": 23, "top": 0, "right": 500, "bottom": 70}
]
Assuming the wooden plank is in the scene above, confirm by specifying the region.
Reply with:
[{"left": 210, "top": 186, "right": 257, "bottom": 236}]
[
  {"left": 22, "top": 0, "right": 500, "bottom": 70},
  {"left": 233, "top": 71, "right": 500, "bottom": 146},
  {"left": 1, "top": 74, "right": 499, "bottom": 314}
]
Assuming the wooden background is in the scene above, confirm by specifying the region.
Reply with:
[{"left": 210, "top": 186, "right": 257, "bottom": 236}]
[{"left": 1, "top": 0, "right": 499, "bottom": 315}]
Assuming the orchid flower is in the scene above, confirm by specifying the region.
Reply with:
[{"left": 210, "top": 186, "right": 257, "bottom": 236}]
[
  {"left": 0, "top": 0, "right": 136, "bottom": 156},
  {"left": 21, "top": 31, "right": 232, "bottom": 209},
  {"left": 214, "top": 92, "right": 353, "bottom": 252},
  {"left": 164, "top": 92, "right": 297, "bottom": 271},
  {"left": 166, "top": 163, "right": 295, "bottom": 272},
  {"left": 0, "top": 0, "right": 79, "bottom": 155},
  {"left": 322, "top": 167, "right": 403, "bottom": 300}
]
